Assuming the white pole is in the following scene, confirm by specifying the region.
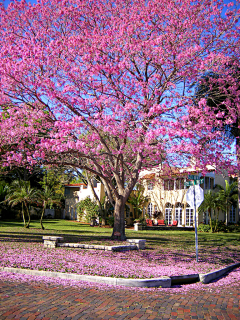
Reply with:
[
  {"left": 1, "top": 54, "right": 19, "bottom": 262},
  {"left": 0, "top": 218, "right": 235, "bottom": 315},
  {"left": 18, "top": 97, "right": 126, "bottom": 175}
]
[{"left": 193, "top": 184, "right": 198, "bottom": 262}]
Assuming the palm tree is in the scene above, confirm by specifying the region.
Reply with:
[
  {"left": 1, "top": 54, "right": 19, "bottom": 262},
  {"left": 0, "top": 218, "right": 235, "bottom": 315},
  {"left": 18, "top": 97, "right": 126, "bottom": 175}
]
[
  {"left": 0, "top": 181, "right": 8, "bottom": 218},
  {"left": 215, "top": 180, "right": 238, "bottom": 226},
  {"left": 198, "top": 190, "right": 218, "bottom": 232},
  {"left": 128, "top": 183, "right": 148, "bottom": 219},
  {"left": 4, "top": 180, "right": 38, "bottom": 228},
  {"left": 37, "top": 186, "right": 63, "bottom": 230},
  {"left": 213, "top": 192, "right": 225, "bottom": 232}
]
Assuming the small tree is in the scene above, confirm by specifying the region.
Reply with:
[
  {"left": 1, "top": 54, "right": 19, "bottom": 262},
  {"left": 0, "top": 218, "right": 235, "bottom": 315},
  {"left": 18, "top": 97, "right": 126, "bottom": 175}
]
[
  {"left": 37, "top": 186, "right": 63, "bottom": 230},
  {"left": 215, "top": 180, "right": 238, "bottom": 226},
  {"left": 4, "top": 180, "right": 38, "bottom": 228},
  {"left": 127, "top": 183, "right": 148, "bottom": 220},
  {"left": 77, "top": 197, "right": 99, "bottom": 223},
  {"left": 198, "top": 190, "right": 218, "bottom": 233}
]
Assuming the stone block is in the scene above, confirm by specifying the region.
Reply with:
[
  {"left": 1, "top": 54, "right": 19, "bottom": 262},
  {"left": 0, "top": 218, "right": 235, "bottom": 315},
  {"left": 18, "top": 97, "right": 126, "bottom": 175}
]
[
  {"left": 42, "top": 236, "right": 64, "bottom": 242},
  {"left": 127, "top": 239, "right": 146, "bottom": 249},
  {"left": 57, "top": 243, "right": 66, "bottom": 247}
]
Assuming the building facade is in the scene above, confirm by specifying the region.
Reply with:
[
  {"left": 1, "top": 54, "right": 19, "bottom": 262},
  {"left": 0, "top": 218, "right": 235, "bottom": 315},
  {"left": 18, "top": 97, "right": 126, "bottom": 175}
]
[
  {"left": 64, "top": 168, "right": 238, "bottom": 227},
  {"left": 64, "top": 181, "right": 105, "bottom": 220},
  {"left": 140, "top": 166, "right": 238, "bottom": 227}
]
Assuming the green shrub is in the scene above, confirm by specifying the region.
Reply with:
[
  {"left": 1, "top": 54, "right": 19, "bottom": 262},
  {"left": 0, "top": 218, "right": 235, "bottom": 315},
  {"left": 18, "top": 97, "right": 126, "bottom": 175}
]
[
  {"left": 227, "top": 223, "right": 240, "bottom": 233},
  {"left": 198, "top": 224, "right": 211, "bottom": 232},
  {"left": 106, "top": 216, "right": 114, "bottom": 227},
  {"left": 139, "top": 218, "right": 147, "bottom": 226},
  {"left": 215, "top": 220, "right": 227, "bottom": 232},
  {"left": 77, "top": 198, "right": 99, "bottom": 223}
]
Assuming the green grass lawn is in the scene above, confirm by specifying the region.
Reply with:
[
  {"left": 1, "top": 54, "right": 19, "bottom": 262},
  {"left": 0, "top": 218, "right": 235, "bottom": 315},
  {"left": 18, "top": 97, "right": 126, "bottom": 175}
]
[{"left": 0, "top": 219, "right": 239, "bottom": 255}]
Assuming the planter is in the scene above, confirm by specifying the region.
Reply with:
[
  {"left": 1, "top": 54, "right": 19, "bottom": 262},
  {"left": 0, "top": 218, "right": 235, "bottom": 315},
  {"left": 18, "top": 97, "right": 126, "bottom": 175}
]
[
  {"left": 90, "top": 217, "right": 98, "bottom": 226},
  {"left": 134, "top": 223, "right": 143, "bottom": 231}
]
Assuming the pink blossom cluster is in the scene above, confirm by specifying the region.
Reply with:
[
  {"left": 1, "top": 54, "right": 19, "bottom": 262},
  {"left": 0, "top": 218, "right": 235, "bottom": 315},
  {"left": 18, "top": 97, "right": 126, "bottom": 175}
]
[{"left": 0, "top": 0, "right": 239, "bottom": 177}]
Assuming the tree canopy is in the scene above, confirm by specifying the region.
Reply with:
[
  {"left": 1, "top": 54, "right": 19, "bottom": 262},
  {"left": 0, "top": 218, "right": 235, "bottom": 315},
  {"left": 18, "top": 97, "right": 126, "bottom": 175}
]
[{"left": 0, "top": 0, "right": 239, "bottom": 239}]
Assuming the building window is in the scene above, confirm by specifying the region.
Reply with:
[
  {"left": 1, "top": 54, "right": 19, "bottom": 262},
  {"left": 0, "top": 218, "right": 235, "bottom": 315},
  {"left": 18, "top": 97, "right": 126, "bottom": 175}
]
[
  {"left": 175, "top": 203, "right": 183, "bottom": 226},
  {"left": 230, "top": 206, "right": 236, "bottom": 223},
  {"left": 148, "top": 182, "right": 154, "bottom": 190},
  {"left": 210, "top": 178, "right": 214, "bottom": 189},
  {"left": 65, "top": 188, "right": 70, "bottom": 195},
  {"left": 165, "top": 203, "right": 172, "bottom": 225},
  {"left": 147, "top": 203, "right": 153, "bottom": 218},
  {"left": 164, "top": 179, "right": 174, "bottom": 191},
  {"left": 186, "top": 204, "right": 194, "bottom": 227},
  {"left": 83, "top": 184, "right": 88, "bottom": 189},
  {"left": 204, "top": 177, "right": 214, "bottom": 189},
  {"left": 204, "top": 177, "right": 209, "bottom": 189},
  {"left": 92, "top": 179, "right": 97, "bottom": 188},
  {"left": 175, "top": 178, "right": 184, "bottom": 190}
]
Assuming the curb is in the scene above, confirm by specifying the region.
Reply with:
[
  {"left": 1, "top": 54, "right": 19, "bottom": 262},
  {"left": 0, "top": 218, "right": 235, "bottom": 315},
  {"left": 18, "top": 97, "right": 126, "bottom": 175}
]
[
  {"left": 0, "top": 262, "right": 239, "bottom": 288},
  {"left": 199, "top": 262, "right": 240, "bottom": 284},
  {"left": 0, "top": 267, "right": 171, "bottom": 288}
]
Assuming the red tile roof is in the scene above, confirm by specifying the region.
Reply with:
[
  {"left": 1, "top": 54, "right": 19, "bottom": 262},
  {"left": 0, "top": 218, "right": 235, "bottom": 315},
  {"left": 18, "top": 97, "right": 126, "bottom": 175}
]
[{"left": 64, "top": 183, "right": 86, "bottom": 187}]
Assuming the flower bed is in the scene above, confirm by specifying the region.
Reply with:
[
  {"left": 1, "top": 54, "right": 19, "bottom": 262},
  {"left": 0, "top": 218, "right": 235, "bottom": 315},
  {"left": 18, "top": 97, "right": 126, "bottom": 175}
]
[{"left": 0, "top": 241, "right": 238, "bottom": 279}]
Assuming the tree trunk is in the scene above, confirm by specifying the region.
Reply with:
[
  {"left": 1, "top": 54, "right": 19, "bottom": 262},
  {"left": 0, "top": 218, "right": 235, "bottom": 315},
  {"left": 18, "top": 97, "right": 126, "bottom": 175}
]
[
  {"left": 22, "top": 202, "right": 26, "bottom": 227},
  {"left": 25, "top": 203, "right": 31, "bottom": 228},
  {"left": 208, "top": 209, "right": 213, "bottom": 233},
  {"left": 214, "top": 209, "right": 219, "bottom": 232},
  {"left": 226, "top": 203, "right": 228, "bottom": 226},
  {"left": 101, "top": 198, "right": 107, "bottom": 226},
  {"left": 111, "top": 196, "right": 126, "bottom": 241},
  {"left": 40, "top": 206, "right": 45, "bottom": 230},
  {"left": 86, "top": 173, "right": 105, "bottom": 225}
]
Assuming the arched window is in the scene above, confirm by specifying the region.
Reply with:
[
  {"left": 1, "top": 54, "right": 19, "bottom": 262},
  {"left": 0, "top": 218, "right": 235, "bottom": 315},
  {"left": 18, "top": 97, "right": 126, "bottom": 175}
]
[
  {"left": 175, "top": 203, "right": 183, "bottom": 226},
  {"left": 165, "top": 203, "right": 172, "bottom": 225},
  {"left": 186, "top": 204, "right": 194, "bottom": 227},
  {"left": 147, "top": 203, "right": 153, "bottom": 218},
  {"left": 148, "top": 182, "right": 154, "bottom": 190}
]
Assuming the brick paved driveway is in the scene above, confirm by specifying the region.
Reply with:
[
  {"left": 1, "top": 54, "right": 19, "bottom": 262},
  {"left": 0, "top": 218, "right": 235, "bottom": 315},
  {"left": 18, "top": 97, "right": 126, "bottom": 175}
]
[{"left": 0, "top": 275, "right": 239, "bottom": 320}]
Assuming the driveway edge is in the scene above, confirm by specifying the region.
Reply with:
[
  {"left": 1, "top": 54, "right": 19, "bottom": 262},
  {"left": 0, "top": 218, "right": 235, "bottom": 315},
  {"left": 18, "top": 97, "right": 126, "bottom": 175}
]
[
  {"left": 0, "top": 267, "right": 171, "bottom": 288},
  {"left": 199, "top": 262, "right": 240, "bottom": 284}
]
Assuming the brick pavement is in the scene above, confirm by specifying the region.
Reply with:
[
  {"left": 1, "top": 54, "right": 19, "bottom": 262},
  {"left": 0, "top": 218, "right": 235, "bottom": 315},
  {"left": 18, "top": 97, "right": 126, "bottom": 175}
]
[{"left": 0, "top": 277, "right": 239, "bottom": 320}]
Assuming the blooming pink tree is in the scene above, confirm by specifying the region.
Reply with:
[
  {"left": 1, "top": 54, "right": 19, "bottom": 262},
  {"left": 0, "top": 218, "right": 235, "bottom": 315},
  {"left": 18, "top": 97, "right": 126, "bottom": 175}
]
[{"left": 0, "top": 0, "right": 239, "bottom": 239}]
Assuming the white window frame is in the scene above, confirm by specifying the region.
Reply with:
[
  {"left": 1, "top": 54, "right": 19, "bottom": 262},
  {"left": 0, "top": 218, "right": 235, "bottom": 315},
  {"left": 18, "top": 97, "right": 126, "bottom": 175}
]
[
  {"left": 230, "top": 205, "right": 236, "bottom": 223},
  {"left": 147, "top": 203, "right": 153, "bottom": 218},
  {"left": 186, "top": 205, "right": 194, "bottom": 227},
  {"left": 175, "top": 203, "right": 183, "bottom": 226},
  {"left": 165, "top": 203, "right": 172, "bottom": 225}
]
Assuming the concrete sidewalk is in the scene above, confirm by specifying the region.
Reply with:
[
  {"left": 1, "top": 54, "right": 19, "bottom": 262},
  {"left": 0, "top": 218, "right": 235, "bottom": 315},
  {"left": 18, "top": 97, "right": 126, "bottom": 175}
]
[{"left": 0, "top": 276, "right": 239, "bottom": 319}]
